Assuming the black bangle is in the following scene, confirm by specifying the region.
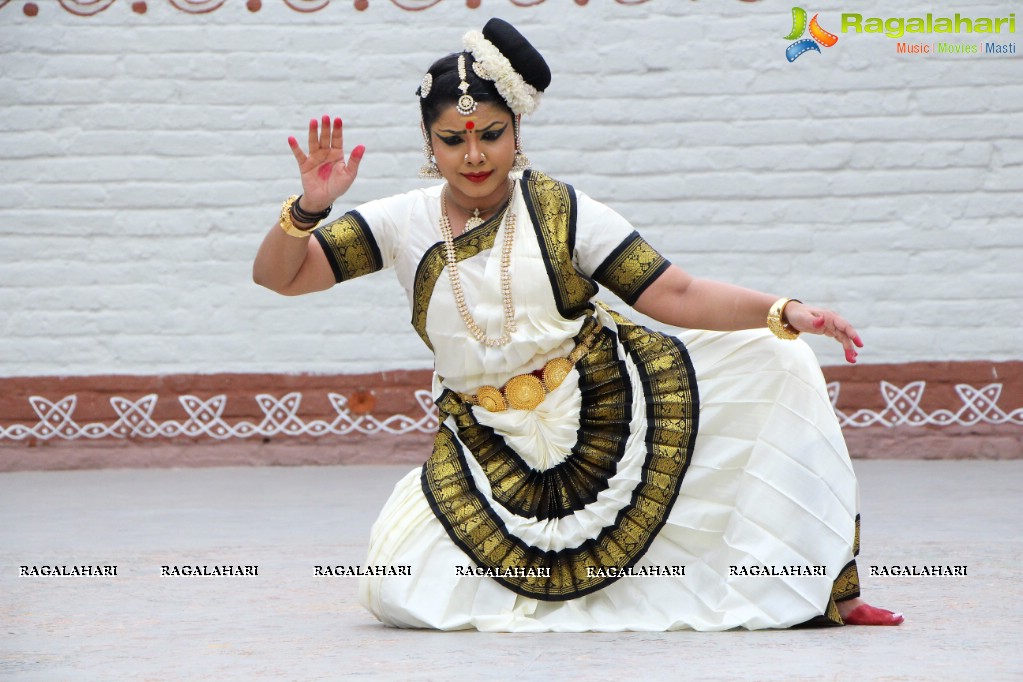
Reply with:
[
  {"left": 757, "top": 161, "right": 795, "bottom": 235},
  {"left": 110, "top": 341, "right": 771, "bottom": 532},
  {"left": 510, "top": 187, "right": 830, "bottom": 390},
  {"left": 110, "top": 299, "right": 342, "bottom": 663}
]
[{"left": 291, "top": 195, "right": 332, "bottom": 224}]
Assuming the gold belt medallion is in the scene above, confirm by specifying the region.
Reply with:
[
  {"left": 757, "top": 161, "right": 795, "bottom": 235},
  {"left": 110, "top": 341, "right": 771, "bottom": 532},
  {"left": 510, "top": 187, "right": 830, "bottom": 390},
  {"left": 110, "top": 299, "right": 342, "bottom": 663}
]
[{"left": 462, "top": 317, "right": 602, "bottom": 413}]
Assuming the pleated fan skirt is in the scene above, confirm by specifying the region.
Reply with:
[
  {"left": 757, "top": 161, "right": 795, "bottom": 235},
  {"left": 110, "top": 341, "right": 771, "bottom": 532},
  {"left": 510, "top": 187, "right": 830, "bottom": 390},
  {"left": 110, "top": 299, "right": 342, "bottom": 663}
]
[{"left": 358, "top": 314, "right": 858, "bottom": 632}]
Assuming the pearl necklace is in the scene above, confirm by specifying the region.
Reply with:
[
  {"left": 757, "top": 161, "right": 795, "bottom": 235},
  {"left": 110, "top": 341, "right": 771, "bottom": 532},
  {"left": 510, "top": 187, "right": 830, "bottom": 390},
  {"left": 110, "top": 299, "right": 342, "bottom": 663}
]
[{"left": 439, "top": 185, "right": 517, "bottom": 348}]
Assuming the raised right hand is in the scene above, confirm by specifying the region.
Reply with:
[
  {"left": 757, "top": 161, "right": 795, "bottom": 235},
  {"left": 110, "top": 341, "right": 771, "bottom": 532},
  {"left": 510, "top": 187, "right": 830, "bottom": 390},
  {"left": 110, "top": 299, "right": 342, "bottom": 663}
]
[{"left": 288, "top": 115, "right": 365, "bottom": 213}]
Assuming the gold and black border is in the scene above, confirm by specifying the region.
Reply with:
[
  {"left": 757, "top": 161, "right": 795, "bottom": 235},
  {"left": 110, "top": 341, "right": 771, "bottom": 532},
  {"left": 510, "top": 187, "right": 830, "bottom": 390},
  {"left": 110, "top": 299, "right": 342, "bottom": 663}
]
[
  {"left": 421, "top": 308, "right": 700, "bottom": 601},
  {"left": 521, "top": 170, "right": 598, "bottom": 321},
  {"left": 796, "top": 515, "right": 862, "bottom": 627},
  {"left": 313, "top": 210, "right": 383, "bottom": 283},
  {"left": 409, "top": 210, "right": 505, "bottom": 351},
  {"left": 592, "top": 231, "right": 671, "bottom": 305},
  {"left": 434, "top": 320, "right": 630, "bottom": 521}
]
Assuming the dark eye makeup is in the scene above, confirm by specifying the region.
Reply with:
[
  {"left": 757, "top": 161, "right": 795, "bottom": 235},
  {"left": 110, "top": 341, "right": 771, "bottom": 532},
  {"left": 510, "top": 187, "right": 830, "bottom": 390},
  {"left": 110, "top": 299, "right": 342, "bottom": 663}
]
[{"left": 436, "top": 124, "right": 508, "bottom": 147}]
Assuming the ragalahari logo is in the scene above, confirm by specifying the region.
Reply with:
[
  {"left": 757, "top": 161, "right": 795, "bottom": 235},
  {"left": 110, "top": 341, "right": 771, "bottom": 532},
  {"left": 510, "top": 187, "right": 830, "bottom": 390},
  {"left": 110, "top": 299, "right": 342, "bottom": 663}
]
[{"left": 784, "top": 7, "right": 839, "bottom": 61}]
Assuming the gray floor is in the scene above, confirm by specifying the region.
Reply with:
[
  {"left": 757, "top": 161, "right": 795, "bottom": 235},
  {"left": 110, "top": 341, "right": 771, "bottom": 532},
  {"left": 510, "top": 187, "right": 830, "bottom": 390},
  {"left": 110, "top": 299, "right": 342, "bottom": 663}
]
[{"left": 2, "top": 460, "right": 1021, "bottom": 681}]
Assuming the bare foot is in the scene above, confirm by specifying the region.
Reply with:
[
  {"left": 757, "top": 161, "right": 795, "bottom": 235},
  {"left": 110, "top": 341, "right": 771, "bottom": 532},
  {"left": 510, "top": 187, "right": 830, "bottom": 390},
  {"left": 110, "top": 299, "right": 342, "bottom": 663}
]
[{"left": 838, "top": 597, "right": 904, "bottom": 625}]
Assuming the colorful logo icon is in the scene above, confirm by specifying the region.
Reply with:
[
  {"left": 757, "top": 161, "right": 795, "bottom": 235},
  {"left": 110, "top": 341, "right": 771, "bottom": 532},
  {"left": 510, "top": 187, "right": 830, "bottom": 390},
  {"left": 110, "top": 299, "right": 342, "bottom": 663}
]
[{"left": 784, "top": 7, "right": 839, "bottom": 61}]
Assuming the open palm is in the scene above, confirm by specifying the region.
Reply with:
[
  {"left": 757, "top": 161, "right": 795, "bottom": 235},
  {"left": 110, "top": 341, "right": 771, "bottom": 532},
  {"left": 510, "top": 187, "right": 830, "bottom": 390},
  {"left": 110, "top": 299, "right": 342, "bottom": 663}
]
[{"left": 288, "top": 115, "right": 365, "bottom": 213}]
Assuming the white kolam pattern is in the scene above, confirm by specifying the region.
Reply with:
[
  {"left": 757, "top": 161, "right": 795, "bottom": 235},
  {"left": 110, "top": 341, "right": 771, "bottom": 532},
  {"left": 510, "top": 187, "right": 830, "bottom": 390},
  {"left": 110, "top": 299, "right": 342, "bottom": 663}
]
[
  {"left": 0, "top": 391, "right": 439, "bottom": 441},
  {"left": 1, "top": 382, "right": 1020, "bottom": 442},
  {"left": 828, "top": 382, "right": 1023, "bottom": 428}
]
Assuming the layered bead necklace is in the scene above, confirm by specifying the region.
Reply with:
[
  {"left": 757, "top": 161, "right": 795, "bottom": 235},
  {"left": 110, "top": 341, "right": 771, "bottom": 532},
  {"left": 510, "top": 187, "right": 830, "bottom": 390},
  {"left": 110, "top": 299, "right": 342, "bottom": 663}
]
[{"left": 438, "top": 182, "right": 517, "bottom": 348}]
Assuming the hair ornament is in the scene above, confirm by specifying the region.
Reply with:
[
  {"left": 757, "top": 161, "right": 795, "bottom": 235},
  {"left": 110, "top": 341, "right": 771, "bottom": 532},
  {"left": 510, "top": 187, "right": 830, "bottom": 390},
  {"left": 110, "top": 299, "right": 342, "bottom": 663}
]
[
  {"left": 472, "top": 60, "right": 490, "bottom": 81},
  {"left": 463, "top": 30, "right": 541, "bottom": 116},
  {"left": 455, "top": 54, "right": 478, "bottom": 116},
  {"left": 420, "top": 73, "right": 433, "bottom": 99}
]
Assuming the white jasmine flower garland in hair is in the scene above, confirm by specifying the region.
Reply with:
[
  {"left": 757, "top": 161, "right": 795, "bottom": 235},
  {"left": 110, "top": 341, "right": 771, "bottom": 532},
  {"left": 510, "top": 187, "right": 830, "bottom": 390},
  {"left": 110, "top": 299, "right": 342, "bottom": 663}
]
[{"left": 463, "top": 30, "right": 541, "bottom": 116}]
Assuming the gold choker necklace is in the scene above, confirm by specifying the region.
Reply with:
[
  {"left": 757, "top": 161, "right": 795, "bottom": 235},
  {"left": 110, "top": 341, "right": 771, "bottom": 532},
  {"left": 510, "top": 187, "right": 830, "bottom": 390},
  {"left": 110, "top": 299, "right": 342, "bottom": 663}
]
[{"left": 439, "top": 185, "right": 517, "bottom": 348}]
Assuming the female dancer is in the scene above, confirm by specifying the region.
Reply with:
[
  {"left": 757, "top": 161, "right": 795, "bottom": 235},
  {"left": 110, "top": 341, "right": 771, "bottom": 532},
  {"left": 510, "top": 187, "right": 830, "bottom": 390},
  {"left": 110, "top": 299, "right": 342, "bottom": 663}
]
[{"left": 253, "top": 18, "right": 902, "bottom": 631}]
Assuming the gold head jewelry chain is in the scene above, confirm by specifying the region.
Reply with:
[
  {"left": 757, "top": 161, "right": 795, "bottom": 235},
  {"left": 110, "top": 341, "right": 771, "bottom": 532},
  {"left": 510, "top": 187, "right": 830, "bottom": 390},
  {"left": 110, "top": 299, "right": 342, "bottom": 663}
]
[{"left": 438, "top": 184, "right": 517, "bottom": 348}]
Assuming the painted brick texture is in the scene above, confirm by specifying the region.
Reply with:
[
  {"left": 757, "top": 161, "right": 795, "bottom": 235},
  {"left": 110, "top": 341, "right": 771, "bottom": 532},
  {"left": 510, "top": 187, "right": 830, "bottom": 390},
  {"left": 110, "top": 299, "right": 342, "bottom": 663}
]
[{"left": 1, "top": 1, "right": 1021, "bottom": 378}]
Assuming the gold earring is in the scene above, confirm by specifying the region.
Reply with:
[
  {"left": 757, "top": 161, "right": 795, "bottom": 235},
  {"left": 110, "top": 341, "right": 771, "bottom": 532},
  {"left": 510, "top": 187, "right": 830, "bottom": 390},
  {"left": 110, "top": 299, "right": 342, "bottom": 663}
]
[
  {"left": 512, "top": 150, "right": 531, "bottom": 172},
  {"left": 512, "top": 116, "right": 530, "bottom": 172},
  {"left": 419, "top": 123, "right": 442, "bottom": 178},
  {"left": 419, "top": 140, "right": 442, "bottom": 179}
]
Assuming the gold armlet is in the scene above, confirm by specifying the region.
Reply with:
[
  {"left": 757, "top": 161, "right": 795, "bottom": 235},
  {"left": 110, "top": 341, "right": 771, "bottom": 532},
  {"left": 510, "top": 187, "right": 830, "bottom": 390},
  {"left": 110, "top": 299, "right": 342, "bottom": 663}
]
[
  {"left": 279, "top": 195, "right": 318, "bottom": 238},
  {"left": 767, "top": 298, "right": 801, "bottom": 340}
]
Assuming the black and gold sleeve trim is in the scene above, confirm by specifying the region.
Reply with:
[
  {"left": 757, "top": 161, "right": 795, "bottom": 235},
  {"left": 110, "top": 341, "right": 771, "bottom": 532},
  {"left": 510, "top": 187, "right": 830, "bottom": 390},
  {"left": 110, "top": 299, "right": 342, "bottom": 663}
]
[
  {"left": 313, "top": 210, "right": 383, "bottom": 283},
  {"left": 592, "top": 231, "right": 671, "bottom": 305}
]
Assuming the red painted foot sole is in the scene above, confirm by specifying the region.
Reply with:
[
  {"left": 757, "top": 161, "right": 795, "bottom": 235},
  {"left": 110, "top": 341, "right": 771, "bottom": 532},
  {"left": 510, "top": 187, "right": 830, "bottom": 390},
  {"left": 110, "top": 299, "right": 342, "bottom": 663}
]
[{"left": 844, "top": 604, "right": 905, "bottom": 626}]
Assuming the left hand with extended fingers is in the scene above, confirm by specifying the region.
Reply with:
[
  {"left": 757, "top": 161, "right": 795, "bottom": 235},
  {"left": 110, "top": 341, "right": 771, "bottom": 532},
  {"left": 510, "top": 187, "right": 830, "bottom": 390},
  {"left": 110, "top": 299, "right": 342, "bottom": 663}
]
[{"left": 784, "top": 301, "right": 864, "bottom": 364}]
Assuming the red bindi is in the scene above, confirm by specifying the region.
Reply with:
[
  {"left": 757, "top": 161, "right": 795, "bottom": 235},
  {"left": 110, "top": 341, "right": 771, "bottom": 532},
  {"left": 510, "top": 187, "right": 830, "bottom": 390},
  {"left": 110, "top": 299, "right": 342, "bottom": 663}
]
[{"left": 465, "top": 121, "right": 475, "bottom": 130}]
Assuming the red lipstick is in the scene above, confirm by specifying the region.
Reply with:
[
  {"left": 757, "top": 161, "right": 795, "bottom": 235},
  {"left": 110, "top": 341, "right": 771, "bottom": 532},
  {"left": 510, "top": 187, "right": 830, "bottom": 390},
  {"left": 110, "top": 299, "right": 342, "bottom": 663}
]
[{"left": 463, "top": 171, "right": 493, "bottom": 184}]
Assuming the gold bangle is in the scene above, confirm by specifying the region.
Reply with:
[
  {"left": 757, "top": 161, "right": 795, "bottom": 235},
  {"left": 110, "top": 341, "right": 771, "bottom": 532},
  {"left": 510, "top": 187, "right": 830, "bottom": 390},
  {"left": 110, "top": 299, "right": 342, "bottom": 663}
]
[
  {"left": 279, "top": 195, "right": 318, "bottom": 238},
  {"left": 767, "top": 298, "right": 801, "bottom": 340}
]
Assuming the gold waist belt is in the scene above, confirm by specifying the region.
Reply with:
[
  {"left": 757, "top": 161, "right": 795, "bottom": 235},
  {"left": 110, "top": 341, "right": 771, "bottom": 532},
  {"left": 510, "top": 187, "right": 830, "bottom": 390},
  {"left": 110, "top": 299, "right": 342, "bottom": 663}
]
[{"left": 461, "top": 317, "right": 603, "bottom": 413}]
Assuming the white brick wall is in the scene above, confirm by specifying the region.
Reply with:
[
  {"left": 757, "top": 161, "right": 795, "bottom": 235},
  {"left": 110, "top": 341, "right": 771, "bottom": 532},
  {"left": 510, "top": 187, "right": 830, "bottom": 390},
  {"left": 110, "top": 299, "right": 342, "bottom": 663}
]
[{"left": 1, "top": 0, "right": 1020, "bottom": 377}]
